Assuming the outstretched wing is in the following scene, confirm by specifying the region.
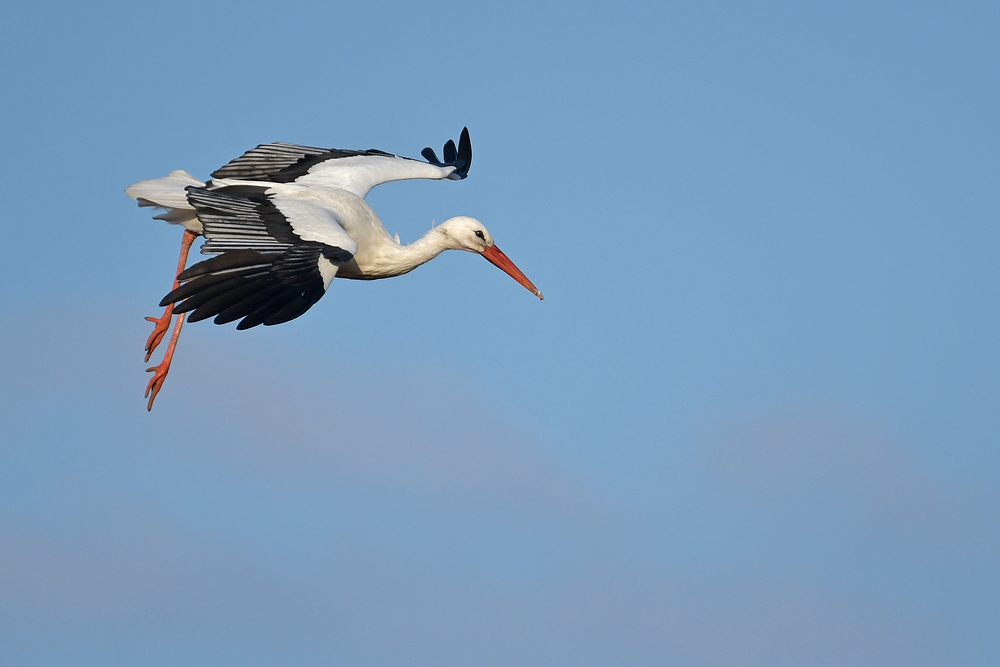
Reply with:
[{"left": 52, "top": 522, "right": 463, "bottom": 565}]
[
  {"left": 161, "top": 185, "right": 356, "bottom": 329},
  {"left": 209, "top": 128, "right": 472, "bottom": 199}
]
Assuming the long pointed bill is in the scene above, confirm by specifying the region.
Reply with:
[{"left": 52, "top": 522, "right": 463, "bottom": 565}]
[{"left": 482, "top": 245, "right": 544, "bottom": 300}]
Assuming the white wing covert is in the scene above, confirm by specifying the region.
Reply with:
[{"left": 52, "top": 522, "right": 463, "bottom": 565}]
[{"left": 209, "top": 128, "right": 472, "bottom": 199}]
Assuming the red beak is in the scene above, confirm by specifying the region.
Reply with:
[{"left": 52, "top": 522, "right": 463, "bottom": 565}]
[{"left": 481, "top": 245, "right": 544, "bottom": 300}]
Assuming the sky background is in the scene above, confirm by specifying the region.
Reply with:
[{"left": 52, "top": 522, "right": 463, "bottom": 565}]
[{"left": 1, "top": 1, "right": 998, "bottom": 665}]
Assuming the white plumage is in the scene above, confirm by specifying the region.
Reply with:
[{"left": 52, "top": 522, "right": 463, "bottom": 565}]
[
  {"left": 128, "top": 170, "right": 203, "bottom": 230},
  {"left": 127, "top": 128, "right": 542, "bottom": 410}
]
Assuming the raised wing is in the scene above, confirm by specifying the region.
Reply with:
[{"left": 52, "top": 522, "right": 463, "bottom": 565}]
[
  {"left": 211, "top": 143, "right": 393, "bottom": 183},
  {"left": 209, "top": 128, "right": 472, "bottom": 199},
  {"left": 160, "top": 185, "right": 356, "bottom": 329}
]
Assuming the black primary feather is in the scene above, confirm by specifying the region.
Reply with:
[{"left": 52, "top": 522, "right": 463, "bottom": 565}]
[
  {"left": 163, "top": 244, "right": 331, "bottom": 330},
  {"left": 421, "top": 127, "right": 472, "bottom": 179},
  {"left": 456, "top": 127, "right": 472, "bottom": 177},
  {"left": 421, "top": 147, "right": 441, "bottom": 164},
  {"left": 176, "top": 248, "right": 279, "bottom": 281},
  {"left": 443, "top": 139, "right": 458, "bottom": 164}
]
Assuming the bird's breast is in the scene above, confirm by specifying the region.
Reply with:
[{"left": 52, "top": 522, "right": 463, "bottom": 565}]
[{"left": 335, "top": 258, "right": 375, "bottom": 280}]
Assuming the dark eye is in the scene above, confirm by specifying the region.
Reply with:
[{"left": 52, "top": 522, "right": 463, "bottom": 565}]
[{"left": 474, "top": 230, "right": 485, "bottom": 240}]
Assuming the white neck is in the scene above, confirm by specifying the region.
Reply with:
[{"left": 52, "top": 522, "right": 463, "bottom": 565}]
[{"left": 381, "top": 226, "right": 455, "bottom": 276}]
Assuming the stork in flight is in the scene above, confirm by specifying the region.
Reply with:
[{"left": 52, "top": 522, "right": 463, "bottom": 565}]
[{"left": 127, "top": 128, "right": 542, "bottom": 410}]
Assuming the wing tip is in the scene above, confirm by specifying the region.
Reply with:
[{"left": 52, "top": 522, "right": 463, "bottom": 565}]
[{"left": 423, "top": 127, "right": 472, "bottom": 178}]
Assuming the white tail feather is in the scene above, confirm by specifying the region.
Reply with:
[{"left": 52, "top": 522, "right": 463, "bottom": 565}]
[{"left": 127, "top": 170, "right": 204, "bottom": 232}]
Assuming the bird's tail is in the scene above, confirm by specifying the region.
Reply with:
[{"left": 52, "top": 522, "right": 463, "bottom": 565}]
[{"left": 126, "top": 170, "right": 204, "bottom": 230}]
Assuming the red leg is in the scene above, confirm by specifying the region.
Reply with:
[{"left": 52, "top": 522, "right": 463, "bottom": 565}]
[
  {"left": 145, "top": 311, "right": 186, "bottom": 411},
  {"left": 144, "top": 230, "right": 199, "bottom": 361}
]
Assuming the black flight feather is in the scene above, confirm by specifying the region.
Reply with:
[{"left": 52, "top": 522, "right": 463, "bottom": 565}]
[
  {"left": 264, "top": 294, "right": 317, "bottom": 326},
  {"left": 421, "top": 128, "right": 472, "bottom": 179},
  {"left": 161, "top": 242, "right": 331, "bottom": 330},
  {"left": 177, "top": 249, "right": 279, "bottom": 281},
  {"left": 174, "top": 275, "right": 249, "bottom": 316},
  {"left": 421, "top": 147, "right": 441, "bottom": 164},
  {"left": 187, "top": 279, "right": 269, "bottom": 323},
  {"left": 443, "top": 139, "right": 458, "bottom": 165},
  {"left": 213, "top": 283, "right": 289, "bottom": 325},
  {"left": 159, "top": 267, "right": 268, "bottom": 307},
  {"left": 236, "top": 288, "right": 303, "bottom": 330},
  {"left": 456, "top": 127, "right": 472, "bottom": 178}
]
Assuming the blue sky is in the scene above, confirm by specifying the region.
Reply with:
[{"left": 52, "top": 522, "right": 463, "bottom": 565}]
[{"left": 1, "top": 1, "right": 998, "bottom": 665}]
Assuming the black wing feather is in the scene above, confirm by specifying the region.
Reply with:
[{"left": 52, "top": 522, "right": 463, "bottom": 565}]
[
  {"left": 174, "top": 276, "right": 252, "bottom": 319},
  {"left": 236, "top": 287, "right": 304, "bottom": 330},
  {"left": 264, "top": 294, "right": 317, "bottom": 326},
  {"left": 161, "top": 264, "right": 273, "bottom": 306},
  {"left": 210, "top": 142, "right": 330, "bottom": 181},
  {"left": 188, "top": 279, "right": 271, "bottom": 322},
  {"left": 176, "top": 248, "right": 278, "bottom": 280},
  {"left": 212, "top": 142, "right": 402, "bottom": 183},
  {"left": 186, "top": 186, "right": 298, "bottom": 255},
  {"left": 457, "top": 127, "right": 472, "bottom": 177},
  {"left": 443, "top": 140, "right": 458, "bottom": 164},
  {"left": 163, "top": 243, "right": 331, "bottom": 330},
  {"left": 214, "top": 283, "right": 288, "bottom": 325},
  {"left": 421, "top": 127, "right": 472, "bottom": 179},
  {"left": 421, "top": 147, "right": 440, "bottom": 164}
]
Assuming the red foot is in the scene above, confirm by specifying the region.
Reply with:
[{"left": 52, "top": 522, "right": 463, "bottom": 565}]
[
  {"left": 143, "top": 230, "right": 198, "bottom": 411},
  {"left": 144, "top": 310, "right": 187, "bottom": 411},
  {"left": 144, "top": 305, "right": 174, "bottom": 362},
  {"left": 144, "top": 361, "right": 170, "bottom": 411}
]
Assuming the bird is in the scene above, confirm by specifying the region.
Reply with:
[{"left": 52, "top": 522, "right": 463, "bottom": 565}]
[{"left": 126, "top": 128, "right": 542, "bottom": 410}]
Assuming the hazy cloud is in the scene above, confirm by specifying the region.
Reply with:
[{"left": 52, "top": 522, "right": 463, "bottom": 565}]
[
  {"left": 701, "top": 405, "right": 1000, "bottom": 545},
  {"left": 0, "top": 310, "right": 994, "bottom": 666}
]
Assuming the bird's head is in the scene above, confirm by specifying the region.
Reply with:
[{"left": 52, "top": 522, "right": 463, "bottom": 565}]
[{"left": 437, "top": 216, "right": 543, "bottom": 300}]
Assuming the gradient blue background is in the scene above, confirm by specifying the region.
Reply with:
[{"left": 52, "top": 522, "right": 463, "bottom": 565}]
[{"left": 1, "top": 1, "right": 998, "bottom": 665}]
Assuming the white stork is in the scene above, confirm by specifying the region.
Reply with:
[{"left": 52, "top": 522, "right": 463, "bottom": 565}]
[{"left": 127, "top": 128, "right": 542, "bottom": 410}]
